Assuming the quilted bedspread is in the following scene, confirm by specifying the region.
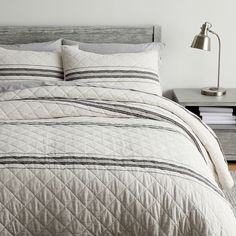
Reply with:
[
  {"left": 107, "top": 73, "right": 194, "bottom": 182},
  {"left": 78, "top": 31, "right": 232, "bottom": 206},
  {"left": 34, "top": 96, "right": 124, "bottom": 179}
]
[{"left": 0, "top": 82, "right": 235, "bottom": 236}]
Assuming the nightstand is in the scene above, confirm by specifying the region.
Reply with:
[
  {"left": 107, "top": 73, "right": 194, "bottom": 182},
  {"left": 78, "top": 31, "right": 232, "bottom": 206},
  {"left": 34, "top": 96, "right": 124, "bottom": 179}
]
[{"left": 173, "top": 88, "right": 236, "bottom": 161}]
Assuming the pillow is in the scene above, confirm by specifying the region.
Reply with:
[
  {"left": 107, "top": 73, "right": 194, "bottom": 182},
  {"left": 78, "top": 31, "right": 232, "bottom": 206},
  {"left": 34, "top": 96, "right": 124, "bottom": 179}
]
[
  {"left": 0, "top": 39, "right": 62, "bottom": 52},
  {"left": 0, "top": 47, "right": 63, "bottom": 82},
  {"left": 63, "top": 39, "right": 164, "bottom": 56},
  {"left": 62, "top": 45, "right": 162, "bottom": 96}
]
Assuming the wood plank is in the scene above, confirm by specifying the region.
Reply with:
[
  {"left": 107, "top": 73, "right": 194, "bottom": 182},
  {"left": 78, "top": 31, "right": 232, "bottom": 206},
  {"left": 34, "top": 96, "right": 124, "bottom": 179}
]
[
  {"left": 0, "top": 25, "right": 161, "bottom": 44},
  {"left": 228, "top": 162, "right": 236, "bottom": 171}
]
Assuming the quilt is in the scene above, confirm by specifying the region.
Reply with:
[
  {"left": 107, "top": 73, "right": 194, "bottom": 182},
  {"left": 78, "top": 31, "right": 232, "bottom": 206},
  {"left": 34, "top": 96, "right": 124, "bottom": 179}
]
[{"left": 0, "top": 81, "right": 235, "bottom": 236}]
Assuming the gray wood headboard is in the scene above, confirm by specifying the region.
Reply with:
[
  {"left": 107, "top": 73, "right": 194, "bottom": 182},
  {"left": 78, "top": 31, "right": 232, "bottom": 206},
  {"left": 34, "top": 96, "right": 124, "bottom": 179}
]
[{"left": 0, "top": 25, "right": 161, "bottom": 44}]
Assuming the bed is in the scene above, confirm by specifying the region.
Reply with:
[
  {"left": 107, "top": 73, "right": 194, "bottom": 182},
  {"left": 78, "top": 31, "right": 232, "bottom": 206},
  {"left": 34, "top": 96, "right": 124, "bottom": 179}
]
[{"left": 0, "top": 25, "right": 235, "bottom": 236}]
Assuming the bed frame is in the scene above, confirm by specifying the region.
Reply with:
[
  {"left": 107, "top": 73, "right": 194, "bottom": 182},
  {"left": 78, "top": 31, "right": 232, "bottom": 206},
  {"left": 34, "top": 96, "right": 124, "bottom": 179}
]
[{"left": 0, "top": 25, "right": 161, "bottom": 44}]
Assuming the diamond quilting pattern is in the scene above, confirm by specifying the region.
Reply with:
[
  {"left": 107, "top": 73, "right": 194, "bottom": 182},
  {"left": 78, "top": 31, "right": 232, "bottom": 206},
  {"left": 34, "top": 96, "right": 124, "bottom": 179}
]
[
  {"left": 0, "top": 167, "right": 233, "bottom": 236},
  {"left": 0, "top": 124, "right": 203, "bottom": 166},
  {"left": 0, "top": 84, "right": 235, "bottom": 235},
  {"left": 62, "top": 47, "right": 158, "bottom": 74}
]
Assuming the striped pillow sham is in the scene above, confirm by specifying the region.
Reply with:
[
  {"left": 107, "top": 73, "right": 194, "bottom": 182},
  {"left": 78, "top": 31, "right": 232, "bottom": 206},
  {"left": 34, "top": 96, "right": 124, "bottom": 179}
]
[
  {"left": 62, "top": 46, "right": 162, "bottom": 96},
  {"left": 0, "top": 47, "right": 63, "bottom": 83}
]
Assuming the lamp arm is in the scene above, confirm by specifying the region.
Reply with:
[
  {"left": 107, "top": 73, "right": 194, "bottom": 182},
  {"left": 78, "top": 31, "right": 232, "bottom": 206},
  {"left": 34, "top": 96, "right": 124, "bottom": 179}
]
[{"left": 209, "top": 29, "right": 221, "bottom": 89}]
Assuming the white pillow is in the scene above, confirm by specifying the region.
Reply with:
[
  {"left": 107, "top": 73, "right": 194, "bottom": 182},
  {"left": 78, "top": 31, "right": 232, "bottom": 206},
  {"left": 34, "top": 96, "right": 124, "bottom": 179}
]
[
  {"left": 62, "top": 45, "right": 162, "bottom": 96},
  {"left": 63, "top": 39, "right": 164, "bottom": 56},
  {"left": 0, "top": 47, "right": 63, "bottom": 82},
  {"left": 0, "top": 39, "right": 62, "bottom": 52}
]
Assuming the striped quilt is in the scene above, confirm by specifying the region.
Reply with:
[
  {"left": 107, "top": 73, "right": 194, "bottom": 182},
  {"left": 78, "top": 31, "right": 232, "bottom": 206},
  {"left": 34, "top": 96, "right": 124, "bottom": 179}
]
[{"left": 0, "top": 82, "right": 235, "bottom": 236}]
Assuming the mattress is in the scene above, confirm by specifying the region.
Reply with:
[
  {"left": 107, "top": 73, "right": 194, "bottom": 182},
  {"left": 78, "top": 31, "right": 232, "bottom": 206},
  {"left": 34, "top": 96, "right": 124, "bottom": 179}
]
[{"left": 0, "top": 81, "right": 235, "bottom": 236}]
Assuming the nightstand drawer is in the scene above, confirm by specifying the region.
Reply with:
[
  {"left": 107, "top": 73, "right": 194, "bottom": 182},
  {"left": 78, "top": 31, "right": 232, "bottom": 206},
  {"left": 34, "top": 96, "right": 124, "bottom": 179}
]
[{"left": 214, "top": 129, "right": 236, "bottom": 160}]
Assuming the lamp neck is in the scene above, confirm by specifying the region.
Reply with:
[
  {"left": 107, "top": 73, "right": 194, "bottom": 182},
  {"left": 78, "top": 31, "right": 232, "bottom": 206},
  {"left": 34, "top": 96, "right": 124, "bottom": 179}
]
[{"left": 209, "top": 30, "right": 221, "bottom": 89}]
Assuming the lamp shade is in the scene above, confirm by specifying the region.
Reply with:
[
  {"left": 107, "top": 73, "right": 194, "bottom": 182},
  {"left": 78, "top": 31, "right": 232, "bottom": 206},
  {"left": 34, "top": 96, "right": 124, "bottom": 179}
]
[{"left": 191, "top": 34, "right": 211, "bottom": 51}]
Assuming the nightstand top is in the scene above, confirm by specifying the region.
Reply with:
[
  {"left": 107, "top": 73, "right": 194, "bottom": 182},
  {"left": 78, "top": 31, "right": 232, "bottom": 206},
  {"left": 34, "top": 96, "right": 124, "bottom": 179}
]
[{"left": 173, "top": 88, "right": 236, "bottom": 106}]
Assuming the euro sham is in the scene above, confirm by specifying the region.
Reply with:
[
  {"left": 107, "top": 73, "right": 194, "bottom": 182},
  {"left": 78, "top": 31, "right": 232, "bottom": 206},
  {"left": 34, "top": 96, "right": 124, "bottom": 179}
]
[
  {"left": 0, "top": 47, "right": 63, "bottom": 82},
  {"left": 62, "top": 46, "right": 162, "bottom": 96},
  {"left": 0, "top": 39, "right": 62, "bottom": 52}
]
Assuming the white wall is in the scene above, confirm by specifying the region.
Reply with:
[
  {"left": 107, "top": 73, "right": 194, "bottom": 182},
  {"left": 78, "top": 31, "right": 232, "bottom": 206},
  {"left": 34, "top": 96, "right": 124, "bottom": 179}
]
[{"left": 0, "top": 0, "right": 235, "bottom": 94}]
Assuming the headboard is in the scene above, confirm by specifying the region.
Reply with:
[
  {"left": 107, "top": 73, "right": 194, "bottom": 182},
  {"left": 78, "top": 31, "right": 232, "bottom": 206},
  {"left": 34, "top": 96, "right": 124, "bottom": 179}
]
[{"left": 0, "top": 25, "right": 161, "bottom": 44}]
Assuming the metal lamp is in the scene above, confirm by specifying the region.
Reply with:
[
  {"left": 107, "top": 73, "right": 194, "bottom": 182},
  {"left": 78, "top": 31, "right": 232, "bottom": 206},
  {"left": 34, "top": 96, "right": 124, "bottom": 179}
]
[{"left": 191, "top": 22, "right": 226, "bottom": 96}]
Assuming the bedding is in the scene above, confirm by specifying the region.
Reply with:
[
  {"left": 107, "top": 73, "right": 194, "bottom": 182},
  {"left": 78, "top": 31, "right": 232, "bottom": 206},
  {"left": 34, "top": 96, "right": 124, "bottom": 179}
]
[
  {"left": 0, "top": 39, "right": 62, "bottom": 52},
  {"left": 62, "top": 46, "right": 162, "bottom": 96},
  {"left": 0, "top": 79, "right": 235, "bottom": 235},
  {"left": 0, "top": 47, "right": 63, "bottom": 82},
  {"left": 63, "top": 39, "right": 164, "bottom": 56}
]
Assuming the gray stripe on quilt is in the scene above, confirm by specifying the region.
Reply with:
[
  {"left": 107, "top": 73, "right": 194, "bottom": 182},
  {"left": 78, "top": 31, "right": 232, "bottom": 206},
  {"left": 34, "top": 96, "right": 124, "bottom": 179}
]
[
  {"left": 71, "top": 99, "right": 206, "bottom": 158},
  {"left": 0, "top": 155, "right": 222, "bottom": 196},
  {"left": 3, "top": 96, "right": 205, "bottom": 159},
  {"left": 0, "top": 121, "right": 192, "bottom": 143}
]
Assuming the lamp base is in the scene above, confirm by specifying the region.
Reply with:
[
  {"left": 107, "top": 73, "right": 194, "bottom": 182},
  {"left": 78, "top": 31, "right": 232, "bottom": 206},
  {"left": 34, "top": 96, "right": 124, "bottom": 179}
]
[{"left": 201, "top": 87, "right": 226, "bottom": 96}]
